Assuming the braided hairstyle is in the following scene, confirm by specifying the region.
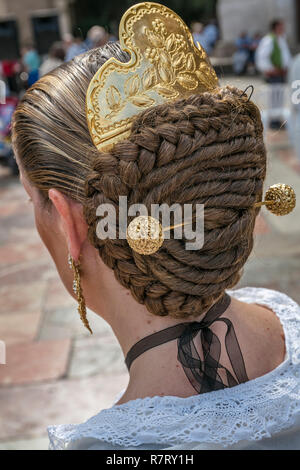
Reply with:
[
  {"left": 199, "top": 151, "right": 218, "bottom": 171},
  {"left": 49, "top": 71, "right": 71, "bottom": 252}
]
[{"left": 13, "top": 43, "right": 266, "bottom": 319}]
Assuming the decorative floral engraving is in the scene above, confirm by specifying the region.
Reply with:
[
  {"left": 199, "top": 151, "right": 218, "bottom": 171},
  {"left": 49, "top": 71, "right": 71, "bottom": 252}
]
[
  {"left": 106, "top": 72, "right": 156, "bottom": 117},
  {"left": 86, "top": 2, "right": 219, "bottom": 152},
  {"left": 106, "top": 86, "right": 122, "bottom": 112},
  {"left": 105, "top": 17, "right": 215, "bottom": 117}
]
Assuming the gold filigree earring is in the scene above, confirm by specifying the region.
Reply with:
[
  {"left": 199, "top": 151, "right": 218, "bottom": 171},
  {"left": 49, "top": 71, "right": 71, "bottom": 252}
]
[{"left": 68, "top": 254, "right": 93, "bottom": 334}]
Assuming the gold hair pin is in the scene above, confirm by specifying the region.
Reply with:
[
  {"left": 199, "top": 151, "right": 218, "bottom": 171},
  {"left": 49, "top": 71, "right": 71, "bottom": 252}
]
[
  {"left": 127, "top": 183, "right": 296, "bottom": 255},
  {"left": 86, "top": 2, "right": 218, "bottom": 153},
  {"left": 254, "top": 183, "right": 296, "bottom": 216},
  {"left": 127, "top": 215, "right": 164, "bottom": 255}
]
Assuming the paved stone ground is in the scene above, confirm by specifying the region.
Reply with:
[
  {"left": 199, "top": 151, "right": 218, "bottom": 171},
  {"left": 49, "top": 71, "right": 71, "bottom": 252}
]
[{"left": 0, "top": 78, "right": 299, "bottom": 450}]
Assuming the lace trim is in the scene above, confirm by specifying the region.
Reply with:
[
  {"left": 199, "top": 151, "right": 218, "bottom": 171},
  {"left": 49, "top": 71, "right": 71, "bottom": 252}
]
[{"left": 48, "top": 287, "right": 300, "bottom": 450}]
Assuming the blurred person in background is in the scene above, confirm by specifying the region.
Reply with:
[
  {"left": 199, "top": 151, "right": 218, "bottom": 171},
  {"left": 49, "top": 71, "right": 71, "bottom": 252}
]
[
  {"left": 40, "top": 42, "right": 65, "bottom": 77},
  {"left": 233, "top": 31, "right": 252, "bottom": 75},
  {"left": 108, "top": 30, "right": 118, "bottom": 42},
  {"left": 21, "top": 42, "right": 40, "bottom": 87},
  {"left": 86, "top": 25, "right": 109, "bottom": 49},
  {"left": 1, "top": 60, "right": 19, "bottom": 95},
  {"left": 65, "top": 32, "right": 87, "bottom": 62},
  {"left": 204, "top": 19, "right": 219, "bottom": 52},
  {"left": 256, "top": 20, "right": 292, "bottom": 129},
  {"left": 62, "top": 33, "right": 74, "bottom": 55},
  {"left": 255, "top": 20, "right": 291, "bottom": 84},
  {"left": 248, "top": 33, "right": 262, "bottom": 74},
  {"left": 191, "top": 22, "right": 212, "bottom": 55}
]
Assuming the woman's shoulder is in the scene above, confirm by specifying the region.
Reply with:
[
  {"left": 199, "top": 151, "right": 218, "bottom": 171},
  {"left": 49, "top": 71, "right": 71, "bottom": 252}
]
[
  {"left": 227, "top": 286, "right": 299, "bottom": 381},
  {"left": 228, "top": 286, "right": 300, "bottom": 357}
]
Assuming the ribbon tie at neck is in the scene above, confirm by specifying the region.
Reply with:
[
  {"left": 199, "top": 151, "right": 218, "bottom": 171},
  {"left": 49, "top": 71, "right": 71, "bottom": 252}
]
[{"left": 125, "top": 293, "right": 249, "bottom": 394}]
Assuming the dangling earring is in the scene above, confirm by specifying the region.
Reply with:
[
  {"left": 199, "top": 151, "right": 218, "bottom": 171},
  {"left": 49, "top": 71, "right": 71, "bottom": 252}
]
[{"left": 68, "top": 254, "right": 93, "bottom": 334}]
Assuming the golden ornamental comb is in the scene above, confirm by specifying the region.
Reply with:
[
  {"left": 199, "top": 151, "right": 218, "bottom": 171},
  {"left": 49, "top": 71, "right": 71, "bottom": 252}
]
[{"left": 86, "top": 2, "right": 219, "bottom": 153}]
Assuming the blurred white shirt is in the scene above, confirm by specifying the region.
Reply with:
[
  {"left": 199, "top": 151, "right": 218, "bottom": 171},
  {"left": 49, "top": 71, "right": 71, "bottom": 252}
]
[
  {"left": 255, "top": 34, "right": 292, "bottom": 74},
  {"left": 40, "top": 58, "right": 63, "bottom": 77}
]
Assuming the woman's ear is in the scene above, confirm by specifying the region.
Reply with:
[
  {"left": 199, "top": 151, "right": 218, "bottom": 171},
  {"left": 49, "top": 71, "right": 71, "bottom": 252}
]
[{"left": 48, "top": 189, "right": 88, "bottom": 262}]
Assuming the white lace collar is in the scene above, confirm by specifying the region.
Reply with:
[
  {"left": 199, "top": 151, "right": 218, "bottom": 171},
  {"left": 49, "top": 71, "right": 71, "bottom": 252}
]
[{"left": 48, "top": 287, "right": 300, "bottom": 449}]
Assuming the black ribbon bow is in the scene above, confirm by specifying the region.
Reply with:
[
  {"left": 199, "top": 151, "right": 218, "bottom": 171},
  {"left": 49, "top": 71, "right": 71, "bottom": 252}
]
[{"left": 125, "top": 293, "right": 249, "bottom": 394}]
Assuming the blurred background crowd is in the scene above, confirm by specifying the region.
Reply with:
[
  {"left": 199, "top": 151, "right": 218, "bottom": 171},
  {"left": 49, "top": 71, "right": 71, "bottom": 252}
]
[{"left": 0, "top": 0, "right": 300, "bottom": 451}]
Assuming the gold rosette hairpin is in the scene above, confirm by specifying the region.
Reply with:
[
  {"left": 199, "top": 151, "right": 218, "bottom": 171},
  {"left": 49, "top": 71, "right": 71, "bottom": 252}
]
[{"left": 254, "top": 183, "right": 296, "bottom": 216}]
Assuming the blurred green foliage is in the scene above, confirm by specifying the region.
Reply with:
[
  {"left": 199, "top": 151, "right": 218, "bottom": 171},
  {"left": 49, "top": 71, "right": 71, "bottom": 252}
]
[{"left": 72, "top": 0, "right": 218, "bottom": 38}]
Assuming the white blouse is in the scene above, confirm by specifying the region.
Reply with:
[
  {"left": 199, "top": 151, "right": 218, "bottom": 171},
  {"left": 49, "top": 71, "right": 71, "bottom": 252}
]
[
  {"left": 48, "top": 287, "right": 300, "bottom": 450},
  {"left": 255, "top": 34, "right": 292, "bottom": 74}
]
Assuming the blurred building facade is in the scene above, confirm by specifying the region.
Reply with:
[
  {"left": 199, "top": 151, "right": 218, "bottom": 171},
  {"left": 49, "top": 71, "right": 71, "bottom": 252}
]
[
  {"left": 0, "top": 0, "right": 73, "bottom": 58},
  {"left": 218, "top": 0, "right": 300, "bottom": 48}
]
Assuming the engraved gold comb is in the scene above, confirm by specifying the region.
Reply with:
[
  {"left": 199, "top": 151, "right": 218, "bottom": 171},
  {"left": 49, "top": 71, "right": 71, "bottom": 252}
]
[{"left": 86, "top": 1, "right": 219, "bottom": 153}]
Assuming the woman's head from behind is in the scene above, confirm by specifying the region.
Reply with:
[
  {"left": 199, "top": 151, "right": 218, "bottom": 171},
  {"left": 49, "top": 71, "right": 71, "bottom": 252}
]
[{"left": 12, "top": 42, "right": 266, "bottom": 323}]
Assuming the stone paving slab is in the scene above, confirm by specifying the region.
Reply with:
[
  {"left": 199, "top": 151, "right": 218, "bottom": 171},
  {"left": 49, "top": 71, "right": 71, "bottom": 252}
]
[
  {"left": 0, "top": 339, "right": 71, "bottom": 386},
  {"left": 278, "top": 147, "right": 300, "bottom": 174},
  {"left": 43, "top": 278, "right": 76, "bottom": 311},
  {"left": 0, "top": 437, "right": 49, "bottom": 451},
  {"left": 38, "top": 305, "right": 113, "bottom": 340},
  {"left": 0, "top": 281, "right": 47, "bottom": 316},
  {"left": 0, "top": 373, "right": 128, "bottom": 441},
  {"left": 0, "top": 311, "right": 41, "bottom": 346},
  {"left": 239, "top": 253, "right": 300, "bottom": 305},
  {"left": 0, "top": 241, "right": 48, "bottom": 266},
  {"left": 0, "top": 261, "right": 54, "bottom": 287},
  {"left": 68, "top": 335, "right": 127, "bottom": 379},
  {"left": 0, "top": 213, "right": 40, "bottom": 246}
]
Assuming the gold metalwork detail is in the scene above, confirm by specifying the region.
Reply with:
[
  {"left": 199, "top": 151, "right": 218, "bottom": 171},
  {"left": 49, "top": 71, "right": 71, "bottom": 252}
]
[
  {"left": 68, "top": 254, "right": 93, "bottom": 334},
  {"left": 127, "top": 215, "right": 164, "bottom": 255},
  {"left": 255, "top": 183, "right": 296, "bottom": 216},
  {"left": 86, "top": 2, "right": 219, "bottom": 152}
]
